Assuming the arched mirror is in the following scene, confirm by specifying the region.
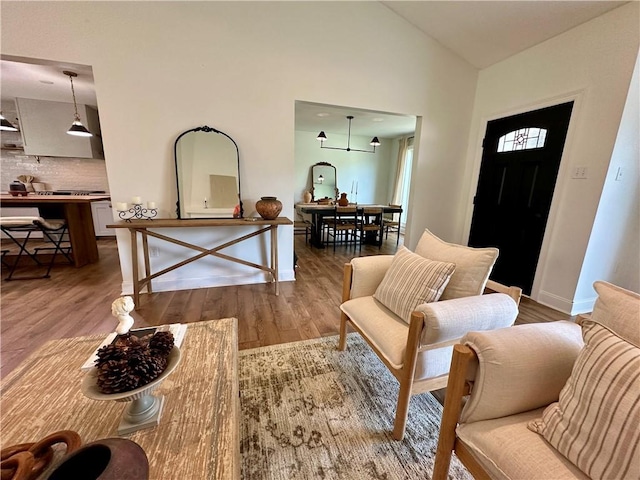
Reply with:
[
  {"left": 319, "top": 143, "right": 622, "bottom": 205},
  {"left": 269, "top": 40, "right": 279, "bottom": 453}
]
[
  {"left": 311, "top": 162, "right": 338, "bottom": 201},
  {"left": 174, "top": 125, "right": 243, "bottom": 219}
]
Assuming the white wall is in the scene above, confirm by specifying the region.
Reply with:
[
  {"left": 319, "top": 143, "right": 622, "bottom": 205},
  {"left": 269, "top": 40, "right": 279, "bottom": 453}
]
[
  {"left": 576, "top": 52, "right": 640, "bottom": 299},
  {"left": 1, "top": 1, "right": 478, "bottom": 293},
  {"left": 294, "top": 130, "right": 394, "bottom": 205},
  {"left": 461, "top": 2, "right": 639, "bottom": 312}
]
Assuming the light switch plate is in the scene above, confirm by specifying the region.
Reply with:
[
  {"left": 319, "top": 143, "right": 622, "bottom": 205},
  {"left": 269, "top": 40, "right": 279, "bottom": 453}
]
[{"left": 572, "top": 166, "right": 588, "bottom": 179}]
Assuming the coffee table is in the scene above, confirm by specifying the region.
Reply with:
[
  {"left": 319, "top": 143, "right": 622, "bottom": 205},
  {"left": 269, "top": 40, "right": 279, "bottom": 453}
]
[{"left": 0, "top": 318, "right": 239, "bottom": 479}]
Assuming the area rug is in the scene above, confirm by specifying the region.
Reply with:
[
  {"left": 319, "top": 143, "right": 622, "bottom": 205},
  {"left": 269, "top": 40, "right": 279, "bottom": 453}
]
[{"left": 239, "top": 334, "right": 472, "bottom": 480}]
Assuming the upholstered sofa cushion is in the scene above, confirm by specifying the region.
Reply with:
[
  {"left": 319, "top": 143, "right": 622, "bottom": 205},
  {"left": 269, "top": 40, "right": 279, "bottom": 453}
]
[
  {"left": 414, "top": 229, "right": 498, "bottom": 300},
  {"left": 341, "top": 293, "right": 520, "bottom": 381},
  {"left": 528, "top": 282, "right": 640, "bottom": 479},
  {"left": 457, "top": 408, "right": 590, "bottom": 480},
  {"left": 589, "top": 280, "right": 640, "bottom": 346},
  {"left": 460, "top": 321, "right": 583, "bottom": 424},
  {"left": 373, "top": 246, "right": 455, "bottom": 323},
  {"left": 349, "top": 255, "right": 395, "bottom": 299}
]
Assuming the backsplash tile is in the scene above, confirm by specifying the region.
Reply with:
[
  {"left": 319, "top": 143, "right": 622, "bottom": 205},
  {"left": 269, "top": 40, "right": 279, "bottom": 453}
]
[{"left": 1, "top": 149, "right": 109, "bottom": 192}]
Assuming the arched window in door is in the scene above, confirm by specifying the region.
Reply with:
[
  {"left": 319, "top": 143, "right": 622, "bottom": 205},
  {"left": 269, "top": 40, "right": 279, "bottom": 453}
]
[{"left": 497, "top": 127, "right": 547, "bottom": 153}]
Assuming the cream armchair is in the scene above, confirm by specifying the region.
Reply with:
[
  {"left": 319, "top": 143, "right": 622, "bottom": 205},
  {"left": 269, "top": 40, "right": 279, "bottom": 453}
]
[
  {"left": 339, "top": 229, "right": 522, "bottom": 440},
  {"left": 434, "top": 281, "right": 640, "bottom": 480}
]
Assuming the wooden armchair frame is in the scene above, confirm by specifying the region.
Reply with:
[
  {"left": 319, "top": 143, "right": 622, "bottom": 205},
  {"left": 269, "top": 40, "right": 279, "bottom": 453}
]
[
  {"left": 339, "top": 261, "right": 522, "bottom": 440},
  {"left": 433, "top": 314, "right": 590, "bottom": 479}
]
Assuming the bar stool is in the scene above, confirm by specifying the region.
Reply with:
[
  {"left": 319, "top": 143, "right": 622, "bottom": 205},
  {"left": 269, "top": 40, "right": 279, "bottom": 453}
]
[{"left": 0, "top": 216, "right": 71, "bottom": 280}]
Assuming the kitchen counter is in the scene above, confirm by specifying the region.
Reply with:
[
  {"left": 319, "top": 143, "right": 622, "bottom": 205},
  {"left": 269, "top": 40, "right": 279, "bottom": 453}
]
[{"left": 1, "top": 194, "right": 111, "bottom": 267}]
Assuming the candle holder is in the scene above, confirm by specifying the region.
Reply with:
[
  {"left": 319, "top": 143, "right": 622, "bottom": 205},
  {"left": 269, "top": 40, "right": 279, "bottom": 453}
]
[{"left": 117, "top": 203, "right": 158, "bottom": 222}]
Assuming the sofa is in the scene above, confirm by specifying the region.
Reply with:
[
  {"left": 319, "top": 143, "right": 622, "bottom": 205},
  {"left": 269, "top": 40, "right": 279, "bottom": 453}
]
[{"left": 433, "top": 281, "right": 640, "bottom": 480}]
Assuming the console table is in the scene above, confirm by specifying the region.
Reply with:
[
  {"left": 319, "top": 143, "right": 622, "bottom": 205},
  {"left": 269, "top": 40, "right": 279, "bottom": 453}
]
[
  {"left": 108, "top": 217, "right": 293, "bottom": 307},
  {"left": 0, "top": 318, "right": 239, "bottom": 479}
]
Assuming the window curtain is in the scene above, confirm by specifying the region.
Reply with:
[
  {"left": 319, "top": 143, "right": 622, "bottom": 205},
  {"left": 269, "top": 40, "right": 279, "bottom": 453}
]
[{"left": 391, "top": 136, "right": 413, "bottom": 206}]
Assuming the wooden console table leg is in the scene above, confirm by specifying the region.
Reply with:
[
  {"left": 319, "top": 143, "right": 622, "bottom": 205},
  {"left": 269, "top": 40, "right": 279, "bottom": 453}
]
[
  {"left": 271, "top": 225, "right": 279, "bottom": 296},
  {"left": 141, "top": 230, "right": 153, "bottom": 294},
  {"left": 130, "top": 229, "right": 140, "bottom": 307}
]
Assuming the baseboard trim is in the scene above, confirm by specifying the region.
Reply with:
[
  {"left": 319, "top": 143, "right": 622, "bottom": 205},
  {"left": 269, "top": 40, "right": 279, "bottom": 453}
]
[
  {"left": 120, "top": 269, "right": 296, "bottom": 295},
  {"left": 537, "top": 290, "right": 597, "bottom": 315}
]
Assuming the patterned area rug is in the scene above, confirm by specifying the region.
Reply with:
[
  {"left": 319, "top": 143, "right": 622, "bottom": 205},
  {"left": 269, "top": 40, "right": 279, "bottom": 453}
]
[{"left": 239, "top": 334, "right": 472, "bottom": 480}]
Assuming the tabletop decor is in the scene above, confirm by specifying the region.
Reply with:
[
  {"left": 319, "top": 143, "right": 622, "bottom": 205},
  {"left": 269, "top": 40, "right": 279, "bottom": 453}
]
[
  {"left": 81, "top": 297, "right": 181, "bottom": 435},
  {"left": 47, "top": 437, "right": 149, "bottom": 480},
  {"left": 116, "top": 197, "right": 158, "bottom": 222},
  {"left": 255, "top": 196, "right": 282, "bottom": 220}
]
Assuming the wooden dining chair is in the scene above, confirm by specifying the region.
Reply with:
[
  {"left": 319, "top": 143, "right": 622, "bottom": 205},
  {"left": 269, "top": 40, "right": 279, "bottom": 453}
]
[
  {"left": 384, "top": 204, "right": 402, "bottom": 246},
  {"left": 330, "top": 206, "right": 358, "bottom": 251},
  {"left": 359, "top": 207, "right": 384, "bottom": 250}
]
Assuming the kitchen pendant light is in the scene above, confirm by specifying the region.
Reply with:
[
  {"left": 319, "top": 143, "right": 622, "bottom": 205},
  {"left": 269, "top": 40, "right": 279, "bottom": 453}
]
[
  {"left": 0, "top": 112, "right": 19, "bottom": 132},
  {"left": 316, "top": 116, "right": 380, "bottom": 153},
  {"left": 63, "top": 70, "right": 92, "bottom": 137}
]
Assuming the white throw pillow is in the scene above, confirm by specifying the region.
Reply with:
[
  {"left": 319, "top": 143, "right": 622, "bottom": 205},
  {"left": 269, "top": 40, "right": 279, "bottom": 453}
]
[
  {"left": 414, "top": 229, "right": 498, "bottom": 300},
  {"left": 373, "top": 246, "right": 455, "bottom": 323}
]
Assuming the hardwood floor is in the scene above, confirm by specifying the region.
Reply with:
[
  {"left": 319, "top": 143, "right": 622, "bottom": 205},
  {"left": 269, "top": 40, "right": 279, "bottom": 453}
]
[{"left": 0, "top": 233, "right": 572, "bottom": 378}]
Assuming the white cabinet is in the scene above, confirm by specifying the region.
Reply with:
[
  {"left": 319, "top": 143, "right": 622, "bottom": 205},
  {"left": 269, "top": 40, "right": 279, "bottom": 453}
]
[
  {"left": 91, "top": 201, "right": 115, "bottom": 236},
  {"left": 16, "top": 98, "right": 104, "bottom": 159}
]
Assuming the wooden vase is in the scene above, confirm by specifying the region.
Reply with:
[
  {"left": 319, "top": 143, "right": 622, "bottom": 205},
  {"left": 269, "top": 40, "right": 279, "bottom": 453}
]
[{"left": 338, "top": 193, "right": 349, "bottom": 206}]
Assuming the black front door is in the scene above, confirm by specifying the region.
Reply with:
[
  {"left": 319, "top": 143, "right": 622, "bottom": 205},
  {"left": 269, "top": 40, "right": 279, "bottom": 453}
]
[{"left": 469, "top": 101, "right": 573, "bottom": 295}]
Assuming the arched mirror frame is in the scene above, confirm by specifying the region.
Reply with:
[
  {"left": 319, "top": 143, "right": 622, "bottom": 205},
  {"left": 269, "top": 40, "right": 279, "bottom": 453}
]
[
  {"left": 311, "top": 162, "right": 338, "bottom": 201},
  {"left": 174, "top": 125, "right": 243, "bottom": 219}
]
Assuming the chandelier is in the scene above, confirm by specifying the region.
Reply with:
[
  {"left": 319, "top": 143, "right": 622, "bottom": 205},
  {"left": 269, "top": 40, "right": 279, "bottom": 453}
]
[{"left": 316, "top": 116, "right": 380, "bottom": 153}]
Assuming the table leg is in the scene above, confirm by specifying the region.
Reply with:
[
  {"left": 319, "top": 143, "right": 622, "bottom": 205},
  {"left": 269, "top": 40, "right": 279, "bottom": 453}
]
[
  {"left": 63, "top": 203, "right": 99, "bottom": 267},
  {"left": 271, "top": 225, "right": 279, "bottom": 296},
  {"left": 310, "top": 213, "right": 325, "bottom": 248},
  {"left": 130, "top": 229, "right": 140, "bottom": 307},
  {"left": 141, "top": 231, "right": 152, "bottom": 294}
]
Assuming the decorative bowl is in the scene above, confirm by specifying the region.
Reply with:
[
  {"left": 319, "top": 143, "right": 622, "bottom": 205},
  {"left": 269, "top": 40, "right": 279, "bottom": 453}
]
[{"left": 82, "top": 346, "right": 181, "bottom": 435}]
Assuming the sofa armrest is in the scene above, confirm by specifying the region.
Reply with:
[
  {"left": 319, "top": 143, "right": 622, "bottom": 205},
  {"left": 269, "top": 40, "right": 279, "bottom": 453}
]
[
  {"left": 415, "top": 293, "right": 518, "bottom": 347},
  {"left": 460, "top": 321, "right": 584, "bottom": 424},
  {"left": 347, "top": 255, "right": 395, "bottom": 299}
]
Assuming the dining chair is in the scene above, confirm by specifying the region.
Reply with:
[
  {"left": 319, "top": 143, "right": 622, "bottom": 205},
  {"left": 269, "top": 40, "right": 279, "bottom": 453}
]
[
  {"left": 384, "top": 204, "right": 402, "bottom": 246},
  {"left": 359, "top": 207, "right": 384, "bottom": 250},
  {"left": 330, "top": 206, "right": 359, "bottom": 251}
]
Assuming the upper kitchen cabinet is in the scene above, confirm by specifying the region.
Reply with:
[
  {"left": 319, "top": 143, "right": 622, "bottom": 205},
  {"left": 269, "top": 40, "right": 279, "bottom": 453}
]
[{"left": 16, "top": 98, "right": 104, "bottom": 159}]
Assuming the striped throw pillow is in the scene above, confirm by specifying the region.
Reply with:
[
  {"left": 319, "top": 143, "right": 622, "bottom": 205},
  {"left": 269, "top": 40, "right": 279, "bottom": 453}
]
[
  {"left": 373, "top": 246, "right": 455, "bottom": 323},
  {"left": 528, "top": 320, "right": 640, "bottom": 479}
]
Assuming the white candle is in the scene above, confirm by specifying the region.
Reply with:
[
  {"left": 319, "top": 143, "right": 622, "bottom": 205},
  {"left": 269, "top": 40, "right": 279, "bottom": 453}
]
[
  {"left": 132, "top": 196, "right": 142, "bottom": 204},
  {"left": 355, "top": 181, "right": 358, "bottom": 195},
  {"left": 116, "top": 202, "right": 128, "bottom": 211},
  {"left": 147, "top": 201, "right": 156, "bottom": 209},
  {"left": 351, "top": 180, "right": 354, "bottom": 194}
]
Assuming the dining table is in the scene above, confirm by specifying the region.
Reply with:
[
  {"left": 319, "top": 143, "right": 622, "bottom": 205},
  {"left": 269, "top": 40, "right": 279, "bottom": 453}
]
[{"left": 297, "top": 203, "right": 402, "bottom": 248}]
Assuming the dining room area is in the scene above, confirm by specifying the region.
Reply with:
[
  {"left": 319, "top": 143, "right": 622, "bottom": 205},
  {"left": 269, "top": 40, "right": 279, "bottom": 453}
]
[{"left": 294, "top": 101, "right": 416, "bottom": 254}]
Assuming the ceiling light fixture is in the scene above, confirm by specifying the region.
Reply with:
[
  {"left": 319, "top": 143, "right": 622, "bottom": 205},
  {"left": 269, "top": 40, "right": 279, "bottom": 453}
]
[
  {"left": 316, "top": 116, "right": 380, "bottom": 153},
  {"left": 0, "top": 112, "right": 19, "bottom": 132},
  {"left": 63, "top": 70, "right": 92, "bottom": 137}
]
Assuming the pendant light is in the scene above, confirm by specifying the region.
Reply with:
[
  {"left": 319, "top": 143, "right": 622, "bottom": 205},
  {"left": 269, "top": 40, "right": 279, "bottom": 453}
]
[
  {"left": 0, "top": 112, "right": 19, "bottom": 132},
  {"left": 316, "top": 116, "right": 380, "bottom": 153},
  {"left": 63, "top": 70, "right": 92, "bottom": 137}
]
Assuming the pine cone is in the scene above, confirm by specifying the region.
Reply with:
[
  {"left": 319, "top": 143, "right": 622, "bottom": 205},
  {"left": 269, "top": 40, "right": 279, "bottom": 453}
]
[
  {"left": 96, "top": 358, "right": 140, "bottom": 394},
  {"left": 149, "top": 331, "right": 174, "bottom": 358},
  {"left": 128, "top": 352, "right": 167, "bottom": 388},
  {"left": 94, "top": 344, "right": 127, "bottom": 368}
]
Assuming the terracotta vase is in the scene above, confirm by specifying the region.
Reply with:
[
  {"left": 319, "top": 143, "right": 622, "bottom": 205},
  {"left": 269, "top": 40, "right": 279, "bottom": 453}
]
[
  {"left": 338, "top": 193, "right": 349, "bottom": 206},
  {"left": 47, "top": 438, "right": 148, "bottom": 480},
  {"left": 303, "top": 191, "right": 312, "bottom": 203},
  {"left": 255, "top": 196, "right": 282, "bottom": 220}
]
